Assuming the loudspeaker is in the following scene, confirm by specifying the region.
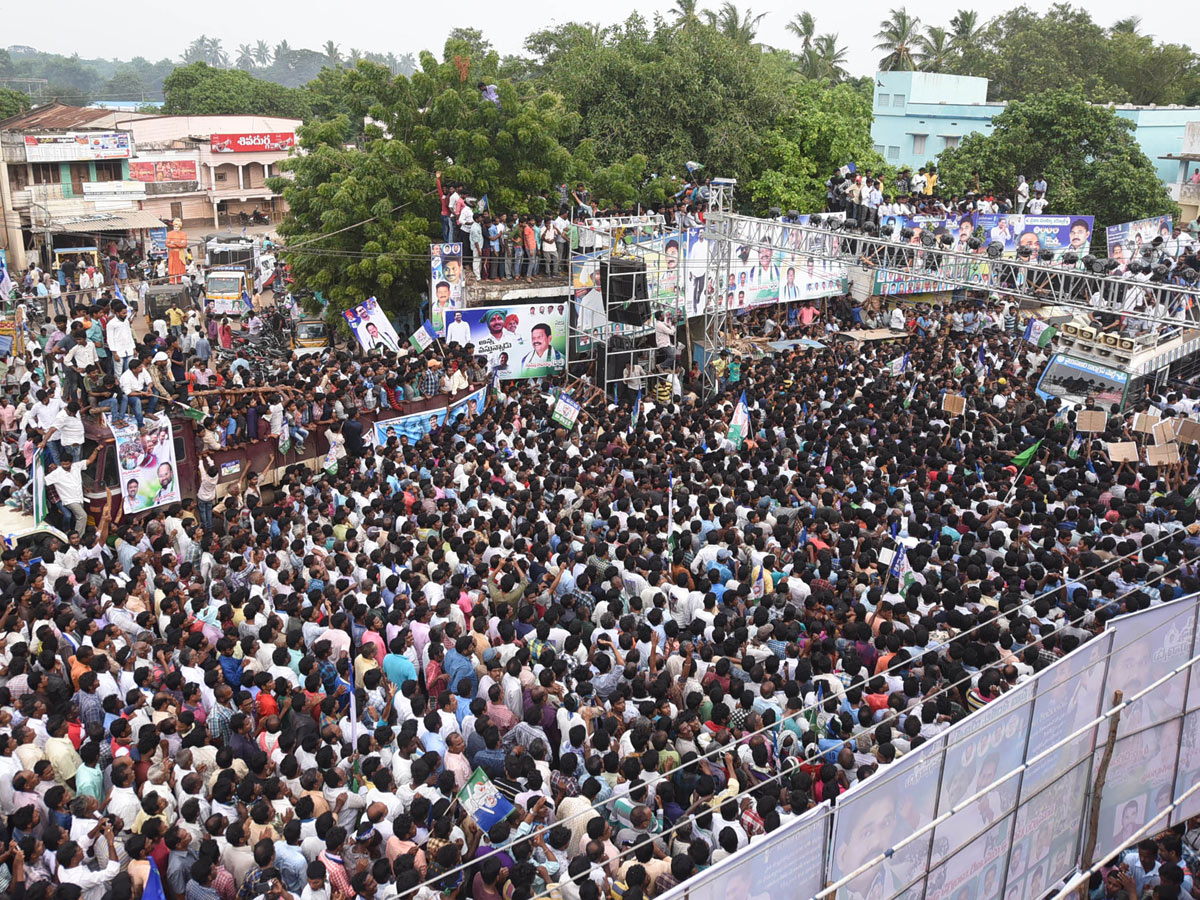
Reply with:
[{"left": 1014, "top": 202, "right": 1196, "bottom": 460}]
[{"left": 601, "top": 257, "right": 649, "bottom": 326}]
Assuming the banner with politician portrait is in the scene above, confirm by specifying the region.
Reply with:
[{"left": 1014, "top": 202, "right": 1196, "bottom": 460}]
[
  {"left": 974, "top": 215, "right": 1094, "bottom": 258},
  {"left": 1106, "top": 216, "right": 1173, "bottom": 263},
  {"left": 447, "top": 385, "right": 487, "bottom": 424},
  {"left": 430, "top": 242, "right": 464, "bottom": 330},
  {"left": 440, "top": 304, "right": 567, "bottom": 380},
  {"left": 373, "top": 407, "right": 448, "bottom": 446},
  {"left": 343, "top": 297, "right": 403, "bottom": 354},
  {"left": 108, "top": 415, "right": 180, "bottom": 515}
]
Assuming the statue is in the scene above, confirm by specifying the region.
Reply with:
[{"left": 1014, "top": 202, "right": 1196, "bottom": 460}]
[{"left": 165, "top": 218, "right": 188, "bottom": 284}]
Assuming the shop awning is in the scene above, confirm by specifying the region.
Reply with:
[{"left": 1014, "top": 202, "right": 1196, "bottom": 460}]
[{"left": 47, "top": 210, "right": 166, "bottom": 233}]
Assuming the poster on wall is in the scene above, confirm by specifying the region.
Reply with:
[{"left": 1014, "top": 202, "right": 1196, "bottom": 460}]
[
  {"left": 430, "top": 243, "right": 464, "bottom": 330},
  {"left": 209, "top": 133, "right": 295, "bottom": 153},
  {"left": 344, "top": 297, "right": 403, "bottom": 354},
  {"left": 108, "top": 415, "right": 180, "bottom": 514},
  {"left": 1106, "top": 216, "right": 1173, "bottom": 262},
  {"left": 440, "top": 304, "right": 567, "bottom": 380},
  {"left": 129, "top": 160, "right": 199, "bottom": 182},
  {"left": 973, "top": 215, "right": 1094, "bottom": 257},
  {"left": 25, "top": 132, "right": 132, "bottom": 162}
]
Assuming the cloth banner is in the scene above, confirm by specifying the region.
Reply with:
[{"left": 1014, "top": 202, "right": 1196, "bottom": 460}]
[{"left": 108, "top": 414, "right": 180, "bottom": 514}]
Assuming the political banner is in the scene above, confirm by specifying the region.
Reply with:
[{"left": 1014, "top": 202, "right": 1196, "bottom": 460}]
[
  {"left": 551, "top": 392, "right": 582, "bottom": 430},
  {"left": 448, "top": 386, "right": 487, "bottom": 424},
  {"left": 657, "top": 804, "right": 828, "bottom": 900},
  {"left": 685, "top": 227, "right": 709, "bottom": 317},
  {"left": 440, "top": 304, "right": 567, "bottom": 380},
  {"left": 931, "top": 684, "right": 1033, "bottom": 867},
  {"left": 1009, "top": 761, "right": 1092, "bottom": 900},
  {"left": 32, "top": 449, "right": 47, "bottom": 526},
  {"left": 1021, "top": 634, "right": 1111, "bottom": 798},
  {"left": 627, "top": 230, "right": 685, "bottom": 308},
  {"left": 457, "top": 768, "right": 515, "bottom": 831},
  {"left": 830, "top": 734, "right": 946, "bottom": 900},
  {"left": 344, "top": 297, "right": 403, "bottom": 354},
  {"left": 430, "top": 243, "right": 464, "bottom": 330},
  {"left": 1172, "top": 710, "right": 1200, "bottom": 823},
  {"left": 1091, "top": 716, "right": 1182, "bottom": 861},
  {"left": 1106, "top": 215, "right": 1173, "bottom": 262},
  {"left": 1106, "top": 599, "right": 1195, "bottom": 739},
  {"left": 974, "top": 215, "right": 1094, "bottom": 258},
  {"left": 925, "top": 816, "right": 1012, "bottom": 900},
  {"left": 373, "top": 408, "right": 447, "bottom": 446},
  {"left": 880, "top": 215, "right": 974, "bottom": 250},
  {"left": 109, "top": 415, "right": 180, "bottom": 515}
]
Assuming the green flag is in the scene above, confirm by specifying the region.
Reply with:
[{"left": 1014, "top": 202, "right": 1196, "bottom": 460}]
[{"left": 1012, "top": 439, "right": 1042, "bottom": 468}]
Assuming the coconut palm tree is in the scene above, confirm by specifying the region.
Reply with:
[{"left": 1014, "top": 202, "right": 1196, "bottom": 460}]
[
  {"left": 235, "top": 43, "right": 255, "bottom": 70},
  {"left": 274, "top": 40, "right": 294, "bottom": 68},
  {"left": 1111, "top": 15, "right": 1142, "bottom": 34},
  {"left": 874, "top": 7, "right": 921, "bottom": 71},
  {"left": 205, "top": 37, "right": 229, "bottom": 68},
  {"left": 704, "top": 1, "right": 767, "bottom": 44},
  {"left": 948, "top": 9, "right": 983, "bottom": 51},
  {"left": 671, "top": 0, "right": 702, "bottom": 29},
  {"left": 397, "top": 52, "right": 417, "bottom": 76},
  {"left": 323, "top": 41, "right": 341, "bottom": 66},
  {"left": 181, "top": 37, "right": 208, "bottom": 65},
  {"left": 253, "top": 40, "right": 271, "bottom": 67},
  {"left": 348, "top": 48, "right": 364, "bottom": 63},
  {"left": 916, "top": 26, "right": 954, "bottom": 71},
  {"left": 810, "top": 33, "right": 849, "bottom": 82},
  {"left": 786, "top": 11, "right": 816, "bottom": 51}
]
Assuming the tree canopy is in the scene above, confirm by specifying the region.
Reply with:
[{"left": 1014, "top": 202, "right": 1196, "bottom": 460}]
[
  {"left": 162, "top": 63, "right": 311, "bottom": 118},
  {"left": 936, "top": 91, "right": 1176, "bottom": 232}
]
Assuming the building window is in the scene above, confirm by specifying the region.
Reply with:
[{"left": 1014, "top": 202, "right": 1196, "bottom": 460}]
[
  {"left": 887, "top": 146, "right": 900, "bottom": 160},
  {"left": 943, "top": 135, "right": 960, "bottom": 150},
  {"left": 31, "top": 163, "right": 58, "bottom": 185},
  {"left": 94, "top": 161, "right": 123, "bottom": 182},
  {"left": 893, "top": 94, "right": 905, "bottom": 108},
  {"left": 215, "top": 171, "right": 227, "bottom": 182},
  {"left": 873, "top": 144, "right": 885, "bottom": 156},
  {"left": 911, "top": 134, "right": 927, "bottom": 157},
  {"left": 7, "top": 165, "right": 27, "bottom": 191},
  {"left": 877, "top": 94, "right": 889, "bottom": 107}
]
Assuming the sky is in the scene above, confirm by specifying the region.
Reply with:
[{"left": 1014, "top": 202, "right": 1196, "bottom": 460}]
[{"left": 32, "top": 0, "right": 1200, "bottom": 82}]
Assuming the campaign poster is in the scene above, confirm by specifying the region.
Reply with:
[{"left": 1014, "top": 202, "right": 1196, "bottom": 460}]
[
  {"left": 931, "top": 683, "right": 1033, "bottom": 866},
  {"left": 343, "top": 296, "right": 403, "bottom": 354},
  {"left": 440, "top": 304, "right": 566, "bottom": 380},
  {"left": 1106, "top": 216, "right": 1173, "bottom": 262},
  {"left": 1105, "top": 600, "right": 1195, "bottom": 739},
  {"left": 1091, "top": 717, "right": 1182, "bottom": 861},
  {"left": 657, "top": 804, "right": 828, "bottom": 900},
  {"left": 1021, "top": 634, "right": 1111, "bottom": 798},
  {"left": 631, "top": 231, "right": 685, "bottom": 310},
  {"left": 1009, "top": 761, "right": 1091, "bottom": 900},
  {"left": 430, "top": 242, "right": 464, "bottom": 330},
  {"left": 830, "top": 734, "right": 945, "bottom": 900},
  {"left": 684, "top": 227, "right": 709, "bottom": 317},
  {"left": 108, "top": 415, "right": 180, "bottom": 515},
  {"left": 974, "top": 215, "right": 1094, "bottom": 258},
  {"left": 373, "top": 407, "right": 448, "bottom": 446},
  {"left": 148, "top": 228, "right": 167, "bottom": 258},
  {"left": 550, "top": 392, "right": 582, "bottom": 430},
  {"left": 448, "top": 386, "right": 487, "bottom": 423}
]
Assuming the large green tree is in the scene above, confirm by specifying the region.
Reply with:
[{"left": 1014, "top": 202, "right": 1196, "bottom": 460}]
[
  {"left": 747, "top": 80, "right": 887, "bottom": 214},
  {"left": 162, "top": 62, "right": 311, "bottom": 117},
  {"left": 936, "top": 90, "right": 1176, "bottom": 234}
]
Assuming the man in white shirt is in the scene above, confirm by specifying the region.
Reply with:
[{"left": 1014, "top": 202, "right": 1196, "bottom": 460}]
[
  {"left": 118, "top": 358, "right": 153, "bottom": 428},
  {"left": 44, "top": 446, "right": 97, "bottom": 534},
  {"left": 57, "top": 822, "right": 119, "bottom": 900},
  {"left": 105, "top": 306, "right": 135, "bottom": 372},
  {"left": 1027, "top": 193, "right": 1048, "bottom": 215},
  {"left": 43, "top": 401, "right": 86, "bottom": 463},
  {"left": 446, "top": 311, "right": 472, "bottom": 348}
]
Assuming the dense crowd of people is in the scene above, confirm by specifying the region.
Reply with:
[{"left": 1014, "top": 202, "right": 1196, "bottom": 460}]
[{"left": 0, "top": 225, "right": 1199, "bottom": 900}]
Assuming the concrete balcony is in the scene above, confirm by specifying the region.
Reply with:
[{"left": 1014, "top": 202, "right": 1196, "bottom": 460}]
[{"left": 1168, "top": 182, "right": 1200, "bottom": 205}]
